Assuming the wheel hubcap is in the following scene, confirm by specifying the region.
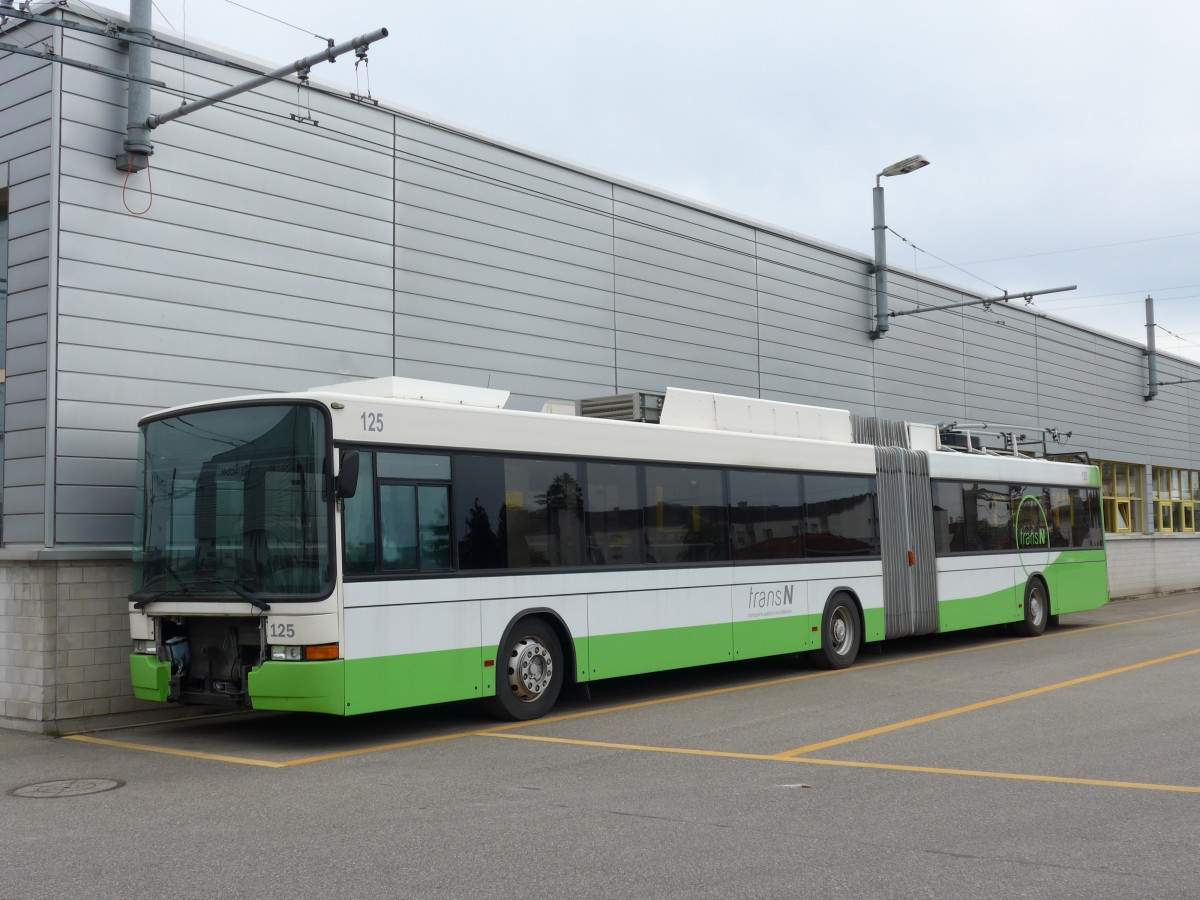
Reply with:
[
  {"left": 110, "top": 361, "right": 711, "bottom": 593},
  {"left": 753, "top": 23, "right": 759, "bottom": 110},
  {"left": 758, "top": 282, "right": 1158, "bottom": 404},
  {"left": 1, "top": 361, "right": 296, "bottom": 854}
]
[
  {"left": 831, "top": 609, "right": 852, "bottom": 655},
  {"left": 507, "top": 636, "right": 553, "bottom": 702}
]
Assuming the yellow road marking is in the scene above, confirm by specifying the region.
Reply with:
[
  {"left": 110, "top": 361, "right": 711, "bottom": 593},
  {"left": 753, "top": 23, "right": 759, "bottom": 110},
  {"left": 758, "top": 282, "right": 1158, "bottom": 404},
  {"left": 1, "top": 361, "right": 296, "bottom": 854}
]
[
  {"left": 67, "top": 734, "right": 286, "bottom": 768},
  {"left": 483, "top": 732, "right": 1200, "bottom": 794},
  {"left": 274, "top": 731, "right": 485, "bottom": 767},
  {"left": 776, "top": 646, "right": 1200, "bottom": 758},
  {"left": 65, "top": 605, "right": 1200, "bottom": 768},
  {"left": 67, "top": 728, "right": 497, "bottom": 768},
  {"left": 1057, "top": 606, "right": 1200, "bottom": 632}
]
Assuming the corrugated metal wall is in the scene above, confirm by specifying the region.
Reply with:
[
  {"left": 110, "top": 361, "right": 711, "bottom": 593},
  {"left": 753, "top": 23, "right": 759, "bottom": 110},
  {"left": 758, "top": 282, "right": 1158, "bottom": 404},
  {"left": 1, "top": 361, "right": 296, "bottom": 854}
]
[
  {"left": 51, "top": 27, "right": 396, "bottom": 543},
  {"left": 3, "top": 12, "right": 1200, "bottom": 546},
  {"left": 394, "top": 116, "right": 616, "bottom": 399},
  {"left": 0, "top": 21, "right": 56, "bottom": 545}
]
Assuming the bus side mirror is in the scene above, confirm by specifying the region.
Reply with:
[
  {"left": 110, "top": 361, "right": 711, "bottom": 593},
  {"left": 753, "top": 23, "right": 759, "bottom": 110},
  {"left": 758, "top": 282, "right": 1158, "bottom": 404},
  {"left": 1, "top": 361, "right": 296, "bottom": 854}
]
[{"left": 337, "top": 449, "right": 361, "bottom": 499}]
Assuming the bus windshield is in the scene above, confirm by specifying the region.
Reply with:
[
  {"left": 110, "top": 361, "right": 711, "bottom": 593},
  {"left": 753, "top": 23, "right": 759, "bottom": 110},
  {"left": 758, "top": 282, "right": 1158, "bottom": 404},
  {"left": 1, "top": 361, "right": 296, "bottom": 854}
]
[{"left": 132, "top": 403, "right": 332, "bottom": 600}]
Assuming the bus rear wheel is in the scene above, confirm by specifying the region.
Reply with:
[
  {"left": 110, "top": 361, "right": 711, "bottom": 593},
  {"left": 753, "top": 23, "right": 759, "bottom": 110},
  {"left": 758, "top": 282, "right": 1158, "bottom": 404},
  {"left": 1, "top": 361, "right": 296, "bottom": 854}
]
[
  {"left": 808, "top": 593, "right": 861, "bottom": 670},
  {"left": 1011, "top": 578, "right": 1049, "bottom": 637},
  {"left": 484, "top": 618, "right": 564, "bottom": 721}
]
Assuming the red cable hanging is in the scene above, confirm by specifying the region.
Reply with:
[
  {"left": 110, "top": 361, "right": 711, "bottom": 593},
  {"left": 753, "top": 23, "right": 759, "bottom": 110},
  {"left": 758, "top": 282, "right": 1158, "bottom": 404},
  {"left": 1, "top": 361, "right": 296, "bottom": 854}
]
[{"left": 122, "top": 156, "right": 154, "bottom": 216}]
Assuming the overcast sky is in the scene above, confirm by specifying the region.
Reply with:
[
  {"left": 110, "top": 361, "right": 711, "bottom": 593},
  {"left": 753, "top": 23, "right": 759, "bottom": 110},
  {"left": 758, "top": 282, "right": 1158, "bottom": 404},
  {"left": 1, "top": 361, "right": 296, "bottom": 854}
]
[{"left": 145, "top": 1, "right": 1200, "bottom": 368}]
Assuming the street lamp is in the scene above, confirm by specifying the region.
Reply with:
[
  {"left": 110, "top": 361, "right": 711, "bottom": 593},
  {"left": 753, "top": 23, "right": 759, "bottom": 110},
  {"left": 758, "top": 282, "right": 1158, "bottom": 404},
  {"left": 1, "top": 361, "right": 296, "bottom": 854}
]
[{"left": 870, "top": 154, "right": 930, "bottom": 340}]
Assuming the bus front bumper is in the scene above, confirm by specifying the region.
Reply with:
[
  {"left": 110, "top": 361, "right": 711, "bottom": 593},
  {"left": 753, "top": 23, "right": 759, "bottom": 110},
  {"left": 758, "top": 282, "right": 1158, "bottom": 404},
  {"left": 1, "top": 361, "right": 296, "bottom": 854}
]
[
  {"left": 130, "top": 654, "right": 171, "bottom": 702},
  {"left": 247, "top": 660, "right": 346, "bottom": 715}
]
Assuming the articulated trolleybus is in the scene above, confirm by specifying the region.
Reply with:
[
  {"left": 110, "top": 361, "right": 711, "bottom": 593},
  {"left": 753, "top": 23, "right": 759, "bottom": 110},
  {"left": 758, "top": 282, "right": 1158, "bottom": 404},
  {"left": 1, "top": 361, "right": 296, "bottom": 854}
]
[{"left": 129, "top": 377, "right": 1108, "bottom": 720}]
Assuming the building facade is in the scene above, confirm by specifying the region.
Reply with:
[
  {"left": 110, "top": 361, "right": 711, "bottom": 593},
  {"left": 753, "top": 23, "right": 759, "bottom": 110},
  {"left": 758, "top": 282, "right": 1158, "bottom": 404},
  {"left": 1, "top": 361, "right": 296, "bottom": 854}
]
[{"left": 2, "top": 5, "right": 1198, "bottom": 728}]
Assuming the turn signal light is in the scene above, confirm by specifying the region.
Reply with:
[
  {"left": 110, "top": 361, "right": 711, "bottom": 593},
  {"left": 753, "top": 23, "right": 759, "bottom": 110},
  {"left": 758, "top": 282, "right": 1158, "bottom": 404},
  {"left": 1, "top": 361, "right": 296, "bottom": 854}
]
[{"left": 304, "top": 643, "right": 340, "bottom": 661}]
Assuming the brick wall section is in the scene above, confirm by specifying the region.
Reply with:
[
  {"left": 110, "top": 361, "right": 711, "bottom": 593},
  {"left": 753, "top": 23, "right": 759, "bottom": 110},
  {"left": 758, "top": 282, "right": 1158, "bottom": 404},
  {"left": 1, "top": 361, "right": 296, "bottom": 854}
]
[
  {"left": 54, "top": 561, "right": 139, "bottom": 720},
  {"left": 0, "top": 562, "right": 55, "bottom": 721},
  {"left": 1107, "top": 536, "right": 1200, "bottom": 599},
  {"left": 0, "top": 558, "right": 143, "bottom": 725}
]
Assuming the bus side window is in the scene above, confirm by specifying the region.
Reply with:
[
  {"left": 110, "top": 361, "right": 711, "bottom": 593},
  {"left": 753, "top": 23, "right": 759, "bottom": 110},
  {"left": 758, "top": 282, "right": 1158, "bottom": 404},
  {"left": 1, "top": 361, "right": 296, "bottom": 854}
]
[
  {"left": 454, "top": 455, "right": 507, "bottom": 570},
  {"left": 380, "top": 483, "right": 452, "bottom": 573},
  {"left": 503, "top": 458, "right": 583, "bottom": 568},
  {"left": 931, "top": 481, "right": 965, "bottom": 554},
  {"left": 585, "top": 462, "right": 643, "bottom": 566},
  {"left": 342, "top": 450, "right": 377, "bottom": 575},
  {"left": 1048, "top": 487, "right": 1072, "bottom": 548},
  {"left": 804, "top": 473, "right": 877, "bottom": 558},
  {"left": 642, "top": 465, "right": 728, "bottom": 564},
  {"left": 963, "top": 483, "right": 1012, "bottom": 551},
  {"left": 728, "top": 469, "right": 804, "bottom": 562},
  {"left": 380, "top": 484, "right": 419, "bottom": 570},
  {"left": 418, "top": 485, "right": 452, "bottom": 570}
]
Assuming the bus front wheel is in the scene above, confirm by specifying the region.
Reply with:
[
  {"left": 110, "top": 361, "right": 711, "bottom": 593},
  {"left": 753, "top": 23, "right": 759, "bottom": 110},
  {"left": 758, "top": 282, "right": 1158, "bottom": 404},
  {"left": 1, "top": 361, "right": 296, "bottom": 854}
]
[
  {"left": 1011, "top": 578, "right": 1049, "bottom": 637},
  {"left": 484, "top": 618, "right": 564, "bottom": 721},
  {"left": 808, "top": 593, "right": 861, "bottom": 670}
]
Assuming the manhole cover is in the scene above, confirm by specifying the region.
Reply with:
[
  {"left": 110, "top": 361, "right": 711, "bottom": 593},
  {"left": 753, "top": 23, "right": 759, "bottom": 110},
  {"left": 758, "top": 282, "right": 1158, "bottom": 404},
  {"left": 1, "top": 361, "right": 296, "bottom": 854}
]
[{"left": 9, "top": 778, "right": 124, "bottom": 798}]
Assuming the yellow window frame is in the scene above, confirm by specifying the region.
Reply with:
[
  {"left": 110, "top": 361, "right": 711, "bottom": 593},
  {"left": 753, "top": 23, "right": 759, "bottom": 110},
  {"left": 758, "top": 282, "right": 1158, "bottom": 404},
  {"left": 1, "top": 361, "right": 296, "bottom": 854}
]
[{"left": 1096, "top": 459, "right": 1142, "bottom": 534}]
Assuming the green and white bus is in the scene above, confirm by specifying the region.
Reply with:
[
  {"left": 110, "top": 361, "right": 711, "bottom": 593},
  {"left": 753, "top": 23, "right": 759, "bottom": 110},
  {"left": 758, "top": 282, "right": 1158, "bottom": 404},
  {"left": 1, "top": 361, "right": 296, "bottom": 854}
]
[{"left": 128, "top": 378, "right": 1108, "bottom": 720}]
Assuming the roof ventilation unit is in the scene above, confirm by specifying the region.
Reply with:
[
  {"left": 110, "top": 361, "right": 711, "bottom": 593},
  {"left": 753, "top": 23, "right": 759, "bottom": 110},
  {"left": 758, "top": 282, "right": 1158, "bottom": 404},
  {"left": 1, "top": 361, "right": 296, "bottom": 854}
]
[{"left": 577, "top": 392, "right": 665, "bottom": 423}]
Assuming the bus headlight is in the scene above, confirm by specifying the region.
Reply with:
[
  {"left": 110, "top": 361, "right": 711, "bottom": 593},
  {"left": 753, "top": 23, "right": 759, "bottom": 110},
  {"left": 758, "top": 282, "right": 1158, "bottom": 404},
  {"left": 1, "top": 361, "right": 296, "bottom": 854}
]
[
  {"left": 270, "top": 644, "right": 340, "bottom": 661},
  {"left": 132, "top": 640, "right": 156, "bottom": 655}
]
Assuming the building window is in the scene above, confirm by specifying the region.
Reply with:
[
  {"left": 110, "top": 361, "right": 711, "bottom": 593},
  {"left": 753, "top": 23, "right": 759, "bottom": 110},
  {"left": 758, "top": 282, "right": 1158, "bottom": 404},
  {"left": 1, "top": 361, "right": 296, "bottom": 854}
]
[
  {"left": 1152, "top": 467, "right": 1199, "bottom": 534},
  {"left": 1096, "top": 459, "right": 1143, "bottom": 534}
]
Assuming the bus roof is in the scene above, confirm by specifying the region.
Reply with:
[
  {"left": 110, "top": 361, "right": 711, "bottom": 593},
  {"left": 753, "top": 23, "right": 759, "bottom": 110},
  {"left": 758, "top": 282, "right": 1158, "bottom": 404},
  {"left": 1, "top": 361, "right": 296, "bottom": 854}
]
[{"left": 140, "top": 377, "right": 1095, "bottom": 485}]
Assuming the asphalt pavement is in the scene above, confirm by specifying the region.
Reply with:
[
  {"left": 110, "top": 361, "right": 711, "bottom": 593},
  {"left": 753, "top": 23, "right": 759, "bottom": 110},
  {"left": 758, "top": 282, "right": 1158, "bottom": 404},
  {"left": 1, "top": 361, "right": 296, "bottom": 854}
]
[{"left": 4, "top": 591, "right": 1199, "bottom": 899}]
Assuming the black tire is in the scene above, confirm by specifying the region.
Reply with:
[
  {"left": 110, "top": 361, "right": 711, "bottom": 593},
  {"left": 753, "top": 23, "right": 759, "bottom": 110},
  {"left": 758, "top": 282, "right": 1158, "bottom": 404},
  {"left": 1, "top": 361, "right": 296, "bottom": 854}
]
[
  {"left": 1011, "top": 578, "right": 1049, "bottom": 637},
  {"left": 483, "top": 618, "right": 564, "bottom": 721},
  {"left": 808, "top": 593, "right": 862, "bottom": 670}
]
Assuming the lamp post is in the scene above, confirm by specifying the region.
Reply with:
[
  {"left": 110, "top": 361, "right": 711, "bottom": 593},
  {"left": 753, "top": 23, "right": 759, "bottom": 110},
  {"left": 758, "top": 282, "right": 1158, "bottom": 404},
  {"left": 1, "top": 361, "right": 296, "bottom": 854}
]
[{"left": 870, "top": 154, "right": 930, "bottom": 340}]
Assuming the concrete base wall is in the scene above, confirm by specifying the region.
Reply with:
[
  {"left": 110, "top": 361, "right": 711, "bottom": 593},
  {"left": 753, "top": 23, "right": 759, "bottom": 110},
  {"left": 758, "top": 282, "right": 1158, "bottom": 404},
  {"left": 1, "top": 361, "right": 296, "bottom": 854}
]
[
  {"left": 0, "top": 559, "right": 150, "bottom": 728},
  {"left": 1106, "top": 535, "right": 1200, "bottom": 599}
]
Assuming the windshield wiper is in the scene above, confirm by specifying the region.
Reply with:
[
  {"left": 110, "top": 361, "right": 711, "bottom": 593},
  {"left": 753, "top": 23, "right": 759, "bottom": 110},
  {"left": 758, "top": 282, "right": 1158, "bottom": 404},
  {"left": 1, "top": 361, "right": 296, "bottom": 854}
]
[
  {"left": 132, "top": 565, "right": 192, "bottom": 610},
  {"left": 209, "top": 578, "right": 271, "bottom": 612},
  {"left": 133, "top": 575, "right": 271, "bottom": 612}
]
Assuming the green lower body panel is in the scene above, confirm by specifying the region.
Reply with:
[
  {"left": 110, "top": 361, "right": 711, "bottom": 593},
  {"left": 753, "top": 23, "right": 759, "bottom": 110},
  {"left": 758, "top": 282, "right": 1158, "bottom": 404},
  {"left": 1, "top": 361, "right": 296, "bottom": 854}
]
[
  {"left": 130, "top": 654, "right": 170, "bottom": 702},
  {"left": 938, "top": 551, "right": 1110, "bottom": 633},
  {"left": 248, "top": 660, "right": 346, "bottom": 715},
  {"left": 733, "top": 615, "right": 820, "bottom": 658},
  {"left": 342, "top": 647, "right": 483, "bottom": 715},
  {"left": 588, "top": 606, "right": 885, "bottom": 680},
  {"left": 588, "top": 622, "right": 733, "bottom": 680},
  {"left": 863, "top": 606, "right": 885, "bottom": 643},
  {"left": 939, "top": 583, "right": 1022, "bottom": 632},
  {"left": 1046, "top": 556, "right": 1109, "bottom": 615}
]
